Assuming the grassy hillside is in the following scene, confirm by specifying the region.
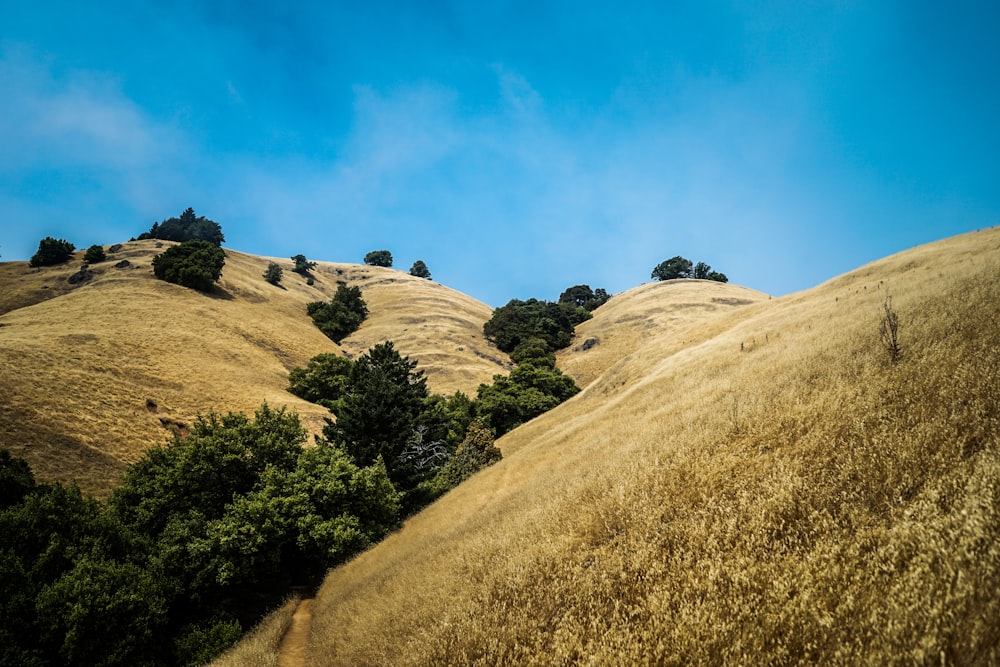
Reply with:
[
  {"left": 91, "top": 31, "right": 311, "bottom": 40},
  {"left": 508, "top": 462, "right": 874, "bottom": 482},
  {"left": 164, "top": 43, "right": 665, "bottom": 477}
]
[
  {"left": 0, "top": 241, "right": 504, "bottom": 496},
  {"left": 305, "top": 227, "right": 1000, "bottom": 665}
]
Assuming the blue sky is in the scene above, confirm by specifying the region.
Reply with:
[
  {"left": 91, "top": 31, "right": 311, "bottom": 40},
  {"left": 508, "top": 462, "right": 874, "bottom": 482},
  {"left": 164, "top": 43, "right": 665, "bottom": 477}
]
[{"left": 1, "top": 1, "right": 997, "bottom": 306}]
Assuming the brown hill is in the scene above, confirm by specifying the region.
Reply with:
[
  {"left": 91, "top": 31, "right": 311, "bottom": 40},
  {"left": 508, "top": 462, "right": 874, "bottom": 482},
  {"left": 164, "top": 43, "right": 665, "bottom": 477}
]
[
  {"left": 298, "top": 227, "right": 1000, "bottom": 664},
  {"left": 0, "top": 241, "right": 506, "bottom": 496}
]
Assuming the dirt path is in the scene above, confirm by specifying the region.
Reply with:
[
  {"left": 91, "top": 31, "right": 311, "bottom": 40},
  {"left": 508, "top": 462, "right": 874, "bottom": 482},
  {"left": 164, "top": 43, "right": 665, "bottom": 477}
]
[{"left": 277, "top": 598, "right": 313, "bottom": 667}]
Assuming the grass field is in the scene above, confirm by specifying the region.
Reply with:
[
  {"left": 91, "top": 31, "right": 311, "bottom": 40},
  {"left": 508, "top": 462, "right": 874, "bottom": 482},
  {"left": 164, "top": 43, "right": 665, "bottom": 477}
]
[{"left": 303, "top": 227, "right": 1000, "bottom": 665}]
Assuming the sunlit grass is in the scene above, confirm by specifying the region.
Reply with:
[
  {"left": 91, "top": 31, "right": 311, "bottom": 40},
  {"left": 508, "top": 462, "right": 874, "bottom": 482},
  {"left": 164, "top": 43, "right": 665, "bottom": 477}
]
[{"left": 309, "top": 228, "right": 1000, "bottom": 665}]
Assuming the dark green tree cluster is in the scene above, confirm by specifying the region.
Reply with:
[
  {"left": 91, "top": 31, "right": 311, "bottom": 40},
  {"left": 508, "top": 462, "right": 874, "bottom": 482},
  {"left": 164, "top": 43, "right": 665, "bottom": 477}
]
[
  {"left": 307, "top": 283, "right": 368, "bottom": 343},
  {"left": 483, "top": 298, "right": 591, "bottom": 354},
  {"left": 559, "top": 284, "right": 610, "bottom": 311},
  {"left": 651, "top": 256, "right": 728, "bottom": 283},
  {"left": 152, "top": 240, "right": 226, "bottom": 292},
  {"left": 288, "top": 343, "right": 498, "bottom": 512},
  {"left": 138, "top": 208, "right": 225, "bottom": 247},
  {"left": 363, "top": 249, "right": 393, "bottom": 267},
  {"left": 409, "top": 260, "right": 431, "bottom": 279},
  {"left": 0, "top": 407, "right": 398, "bottom": 666},
  {"left": 29, "top": 237, "right": 75, "bottom": 268},
  {"left": 474, "top": 339, "right": 580, "bottom": 436}
]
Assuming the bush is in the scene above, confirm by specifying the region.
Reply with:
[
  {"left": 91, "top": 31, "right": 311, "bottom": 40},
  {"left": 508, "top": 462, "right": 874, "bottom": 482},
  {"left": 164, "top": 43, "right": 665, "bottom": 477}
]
[
  {"left": 83, "top": 245, "right": 107, "bottom": 263},
  {"left": 364, "top": 250, "right": 393, "bottom": 267},
  {"left": 306, "top": 283, "right": 368, "bottom": 343},
  {"left": 152, "top": 240, "right": 226, "bottom": 292},
  {"left": 409, "top": 260, "right": 431, "bottom": 279},
  {"left": 263, "top": 262, "right": 283, "bottom": 285},
  {"left": 431, "top": 420, "right": 501, "bottom": 491},
  {"left": 29, "top": 237, "right": 75, "bottom": 267},
  {"left": 138, "top": 208, "right": 224, "bottom": 246}
]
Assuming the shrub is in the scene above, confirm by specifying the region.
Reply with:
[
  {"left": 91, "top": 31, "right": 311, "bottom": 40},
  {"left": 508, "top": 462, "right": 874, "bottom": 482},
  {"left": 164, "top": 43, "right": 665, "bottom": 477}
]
[
  {"left": 263, "top": 262, "right": 283, "bottom": 285},
  {"left": 306, "top": 283, "right": 368, "bottom": 343},
  {"left": 880, "top": 296, "right": 901, "bottom": 363},
  {"left": 409, "top": 260, "right": 431, "bottom": 279},
  {"left": 364, "top": 250, "right": 393, "bottom": 267},
  {"left": 151, "top": 240, "right": 226, "bottom": 292},
  {"left": 83, "top": 245, "right": 107, "bottom": 263},
  {"left": 138, "top": 208, "right": 224, "bottom": 246},
  {"left": 29, "top": 237, "right": 75, "bottom": 267}
]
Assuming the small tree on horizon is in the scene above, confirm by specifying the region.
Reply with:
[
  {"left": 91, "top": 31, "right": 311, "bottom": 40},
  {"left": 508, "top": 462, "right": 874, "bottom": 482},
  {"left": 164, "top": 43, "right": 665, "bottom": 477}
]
[
  {"left": 364, "top": 250, "right": 393, "bottom": 267},
  {"left": 409, "top": 260, "right": 431, "bottom": 279},
  {"left": 29, "top": 237, "right": 76, "bottom": 267},
  {"left": 83, "top": 245, "right": 107, "bottom": 263}
]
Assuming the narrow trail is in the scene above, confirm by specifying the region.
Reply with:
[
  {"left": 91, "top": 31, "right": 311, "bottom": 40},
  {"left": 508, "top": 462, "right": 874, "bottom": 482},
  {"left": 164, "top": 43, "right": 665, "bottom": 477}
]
[{"left": 277, "top": 598, "right": 314, "bottom": 667}]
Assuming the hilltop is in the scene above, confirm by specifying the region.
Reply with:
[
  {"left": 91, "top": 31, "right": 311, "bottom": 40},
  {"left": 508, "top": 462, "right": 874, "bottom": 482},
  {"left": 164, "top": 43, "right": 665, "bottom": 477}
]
[
  {"left": 295, "top": 227, "right": 1000, "bottom": 664},
  {"left": 0, "top": 241, "right": 506, "bottom": 496}
]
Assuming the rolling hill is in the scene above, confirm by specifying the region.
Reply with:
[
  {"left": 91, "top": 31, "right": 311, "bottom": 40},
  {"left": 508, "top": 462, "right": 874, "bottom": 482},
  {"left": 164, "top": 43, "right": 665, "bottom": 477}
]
[
  {"left": 3, "top": 228, "right": 998, "bottom": 664},
  {"left": 297, "top": 227, "right": 999, "bottom": 665},
  {"left": 0, "top": 240, "right": 506, "bottom": 496}
]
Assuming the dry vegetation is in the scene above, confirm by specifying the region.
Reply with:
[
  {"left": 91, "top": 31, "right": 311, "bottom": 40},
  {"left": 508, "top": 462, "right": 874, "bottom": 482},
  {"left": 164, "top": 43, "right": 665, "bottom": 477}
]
[
  {"left": 305, "top": 227, "right": 1000, "bottom": 665},
  {"left": 0, "top": 241, "right": 502, "bottom": 496},
  {"left": 210, "top": 595, "right": 300, "bottom": 667}
]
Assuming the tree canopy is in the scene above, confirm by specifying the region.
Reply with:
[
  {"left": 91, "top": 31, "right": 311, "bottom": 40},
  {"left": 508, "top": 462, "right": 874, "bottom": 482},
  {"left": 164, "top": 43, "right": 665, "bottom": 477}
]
[
  {"left": 483, "top": 298, "right": 589, "bottom": 354},
  {"left": 139, "top": 208, "right": 225, "bottom": 246},
  {"left": 151, "top": 240, "right": 226, "bottom": 292},
  {"left": 558, "top": 284, "right": 610, "bottom": 311},
  {"left": 364, "top": 250, "right": 393, "bottom": 267},
  {"left": 651, "top": 256, "right": 728, "bottom": 283},
  {"left": 291, "top": 254, "right": 317, "bottom": 275},
  {"left": 409, "top": 260, "right": 431, "bottom": 279},
  {"left": 306, "top": 283, "right": 368, "bottom": 343},
  {"left": 29, "top": 237, "right": 75, "bottom": 268}
]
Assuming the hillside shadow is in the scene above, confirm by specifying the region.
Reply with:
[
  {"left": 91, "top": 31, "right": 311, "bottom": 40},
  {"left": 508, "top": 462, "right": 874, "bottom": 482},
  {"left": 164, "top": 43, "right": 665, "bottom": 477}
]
[{"left": 205, "top": 286, "right": 235, "bottom": 301}]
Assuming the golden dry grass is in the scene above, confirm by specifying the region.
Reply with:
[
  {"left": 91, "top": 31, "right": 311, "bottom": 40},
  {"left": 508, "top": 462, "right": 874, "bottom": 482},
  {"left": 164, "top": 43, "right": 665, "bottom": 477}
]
[
  {"left": 210, "top": 595, "right": 301, "bottom": 667},
  {"left": 307, "top": 227, "right": 1000, "bottom": 665},
  {"left": 0, "top": 241, "right": 502, "bottom": 496}
]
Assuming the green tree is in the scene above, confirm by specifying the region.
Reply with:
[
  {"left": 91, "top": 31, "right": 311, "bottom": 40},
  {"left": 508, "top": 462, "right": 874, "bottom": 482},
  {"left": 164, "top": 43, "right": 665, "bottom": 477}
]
[
  {"left": 139, "top": 208, "right": 225, "bottom": 246},
  {"left": 483, "top": 298, "right": 580, "bottom": 353},
  {"left": 559, "top": 284, "right": 610, "bottom": 311},
  {"left": 83, "top": 244, "right": 107, "bottom": 263},
  {"left": 363, "top": 249, "right": 393, "bottom": 267},
  {"left": 263, "top": 262, "right": 283, "bottom": 285},
  {"left": 432, "top": 420, "right": 502, "bottom": 491},
  {"left": 287, "top": 353, "right": 354, "bottom": 410},
  {"left": 291, "top": 254, "right": 317, "bottom": 275},
  {"left": 475, "top": 353, "right": 580, "bottom": 437},
  {"left": 651, "top": 256, "right": 693, "bottom": 281},
  {"left": 323, "top": 342, "right": 428, "bottom": 487},
  {"left": 152, "top": 240, "right": 226, "bottom": 292},
  {"left": 409, "top": 260, "right": 431, "bottom": 279},
  {"left": 29, "top": 237, "right": 75, "bottom": 267},
  {"left": 306, "top": 283, "right": 368, "bottom": 343}
]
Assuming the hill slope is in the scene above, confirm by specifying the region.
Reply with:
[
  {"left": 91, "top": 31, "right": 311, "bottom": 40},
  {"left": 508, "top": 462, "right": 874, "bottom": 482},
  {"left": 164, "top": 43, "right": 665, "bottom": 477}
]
[
  {"left": 0, "top": 241, "right": 505, "bottom": 496},
  {"left": 304, "top": 227, "right": 1000, "bottom": 664}
]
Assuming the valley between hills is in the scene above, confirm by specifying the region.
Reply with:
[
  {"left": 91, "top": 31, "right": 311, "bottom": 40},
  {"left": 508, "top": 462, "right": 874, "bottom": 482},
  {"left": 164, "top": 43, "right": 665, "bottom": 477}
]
[{"left": 2, "top": 227, "right": 998, "bottom": 664}]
